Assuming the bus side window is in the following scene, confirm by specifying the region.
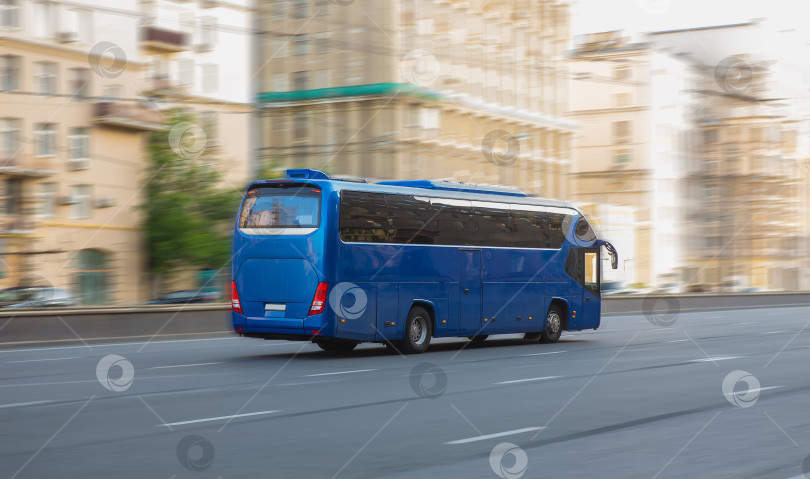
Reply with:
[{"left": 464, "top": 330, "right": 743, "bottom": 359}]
[
  {"left": 386, "top": 194, "right": 434, "bottom": 245},
  {"left": 340, "top": 191, "right": 393, "bottom": 243},
  {"left": 472, "top": 202, "right": 514, "bottom": 247},
  {"left": 431, "top": 198, "right": 475, "bottom": 246}
]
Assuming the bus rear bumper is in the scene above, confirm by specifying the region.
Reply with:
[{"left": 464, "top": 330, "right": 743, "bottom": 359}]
[{"left": 232, "top": 311, "right": 334, "bottom": 339}]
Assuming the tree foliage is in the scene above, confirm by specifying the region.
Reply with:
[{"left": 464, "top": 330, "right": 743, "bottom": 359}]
[{"left": 142, "top": 110, "right": 240, "bottom": 279}]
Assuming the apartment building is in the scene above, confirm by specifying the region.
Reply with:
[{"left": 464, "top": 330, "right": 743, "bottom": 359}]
[
  {"left": 255, "top": 0, "right": 575, "bottom": 198},
  {"left": 569, "top": 32, "right": 692, "bottom": 286},
  {"left": 0, "top": 0, "right": 251, "bottom": 303}
]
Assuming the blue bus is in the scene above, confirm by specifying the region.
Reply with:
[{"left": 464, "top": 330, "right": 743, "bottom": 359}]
[{"left": 231, "top": 168, "right": 617, "bottom": 354}]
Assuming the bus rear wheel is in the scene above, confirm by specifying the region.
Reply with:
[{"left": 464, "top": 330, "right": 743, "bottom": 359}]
[
  {"left": 399, "top": 306, "right": 432, "bottom": 354},
  {"left": 315, "top": 339, "right": 358, "bottom": 353},
  {"left": 540, "top": 304, "right": 563, "bottom": 344}
]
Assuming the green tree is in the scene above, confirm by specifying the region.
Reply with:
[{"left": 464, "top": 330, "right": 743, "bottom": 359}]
[{"left": 142, "top": 110, "right": 240, "bottom": 290}]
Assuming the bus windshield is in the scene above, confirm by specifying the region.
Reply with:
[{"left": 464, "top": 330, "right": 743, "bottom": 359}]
[{"left": 238, "top": 186, "right": 321, "bottom": 230}]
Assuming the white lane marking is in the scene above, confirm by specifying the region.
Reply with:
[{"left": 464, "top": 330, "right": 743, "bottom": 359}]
[
  {"left": 445, "top": 427, "right": 545, "bottom": 445},
  {"left": 495, "top": 376, "right": 560, "bottom": 385},
  {"left": 160, "top": 410, "right": 279, "bottom": 427},
  {"left": 305, "top": 369, "right": 377, "bottom": 377},
  {"left": 665, "top": 339, "right": 690, "bottom": 343},
  {"left": 9, "top": 357, "right": 80, "bottom": 363},
  {"left": 149, "top": 362, "right": 225, "bottom": 369},
  {"left": 689, "top": 356, "right": 740, "bottom": 363},
  {"left": 723, "top": 386, "right": 782, "bottom": 396},
  {"left": 0, "top": 400, "right": 53, "bottom": 409},
  {"left": 522, "top": 351, "right": 566, "bottom": 357},
  {"left": 765, "top": 331, "right": 787, "bottom": 335},
  {"left": 0, "top": 336, "right": 237, "bottom": 354}
]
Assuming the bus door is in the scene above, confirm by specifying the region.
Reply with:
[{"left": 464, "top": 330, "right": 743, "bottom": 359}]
[
  {"left": 459, "top": 250, "right": 482, "bottom": 335},
  {"left": 580, "top": 247, "right": 601, "bottom": 329}
]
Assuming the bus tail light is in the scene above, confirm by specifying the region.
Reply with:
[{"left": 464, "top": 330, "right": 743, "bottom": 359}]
[
  {"left": 308, "top": 282, "right": 328, "bottom": 316},
  {"left": 231, "top": 281, "right": 243, "bottom": 314}
]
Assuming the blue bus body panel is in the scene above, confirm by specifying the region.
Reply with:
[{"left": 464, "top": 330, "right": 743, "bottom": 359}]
[{"left": 232, "top": 175, "right": 602, "bottom": 341}]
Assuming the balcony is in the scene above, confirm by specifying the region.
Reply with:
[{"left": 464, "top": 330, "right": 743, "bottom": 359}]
[
  {"left": 139, "top": 26, "right": 189, "bottom": 54},
  {"left": 91, "top": 102, "right": 164, "bottom": 131},
  {"left": 0, "top": 154, "right": 56, "bottom": 177}
]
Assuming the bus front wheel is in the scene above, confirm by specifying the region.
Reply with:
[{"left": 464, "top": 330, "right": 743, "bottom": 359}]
[
  {"left": 315, "top": 339, "right": 358, "bottom": 353},
  {"left": 540, "top": 304, "right": 563, "bottom": 344},
  {"left": 399, "top": 306, "right": 432, "bottom": 354}
]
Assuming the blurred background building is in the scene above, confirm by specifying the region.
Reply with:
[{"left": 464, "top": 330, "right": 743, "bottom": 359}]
[
  {"left": 254, "top": 0, "right": 575, "bottom": 198},
  {"left": 0, "top": 0, "right": 251, "bottom": 303}
]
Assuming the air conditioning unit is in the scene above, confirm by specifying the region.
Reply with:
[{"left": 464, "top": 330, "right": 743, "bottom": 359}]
[
  {"left": 59, "top": 195, "right": 79, "bottom": 205},
  {"left": 195, "top": 42, "right": 214, "bottom": 53},
  {"left": 57, "top": 31, "right": 79, "bottom": 43},
  {"left": 94, "top": 197, "right": 117, "bottom": 209},
  {"left": 67, "top": 158, "right": 90, "bottom": 171}
]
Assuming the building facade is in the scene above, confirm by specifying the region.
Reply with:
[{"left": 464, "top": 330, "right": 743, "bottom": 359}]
[
  {"left": 255, "top": 0, "right": 575, "bottom": 199},
  {"left": 0, "top": 0, "right": 251, "bottom": 303}
]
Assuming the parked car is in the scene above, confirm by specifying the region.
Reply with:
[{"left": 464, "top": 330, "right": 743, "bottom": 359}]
[
  {"left": 146, "top": 290, "right": 218, "bottom": 305},
  {"left": 0, "top": 286, "right": 78, "bottom": 309}
]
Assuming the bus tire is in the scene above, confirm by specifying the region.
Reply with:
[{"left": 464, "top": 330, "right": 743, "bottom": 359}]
[
  {"left": 399, "top": 306, "right": 432, "bottom": 354},
  {"left": 540, "top": 304, "right": 563, "bottom": 344},
  {"left": 467, "top": 335, "right": 488, "bottom": 343},
  {"left": 315, "top": 339, "right": 358, "bottom": 353}
]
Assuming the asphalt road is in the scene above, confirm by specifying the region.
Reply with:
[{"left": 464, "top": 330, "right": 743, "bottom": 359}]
[{"left": 3, "top": 306, "right": 810, "bottom": 479}]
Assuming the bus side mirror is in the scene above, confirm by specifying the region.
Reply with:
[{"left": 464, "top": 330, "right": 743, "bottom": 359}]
[{"left": 597, "top": 240, "right": 618, "bottom": 270}]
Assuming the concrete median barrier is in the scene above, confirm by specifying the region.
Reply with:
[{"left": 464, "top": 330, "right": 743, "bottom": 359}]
[{"left": 2, "top": 293, "right": 810, "bottom": 348}]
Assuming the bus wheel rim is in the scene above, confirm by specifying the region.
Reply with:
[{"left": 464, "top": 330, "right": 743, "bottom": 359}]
[
  {"left": 411, "top": 317, "right": 426, "bottom": 344},
  {"left": 548, "top": 311, "right": 560, "bottom": 334}
]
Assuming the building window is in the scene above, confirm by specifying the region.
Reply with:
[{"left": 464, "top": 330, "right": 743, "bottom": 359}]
[
  {"left": 71, "top": 185, "right": 91, "bottom": 219},
  {"left": 0, "top": 0, "right": 21, "bottom": 29},
  {"left": 314, "top": 32, "right": 330, "bottom": 54},
  {"left": 613, "top": 120, "right": 631, "bottom": 143},
  {"left": 34, "top": 1, "right": 54, "bottom": 38},
  {"left": 291, "top": 71, "right": 308, "bottom": 91},
  {"left": 178, "top": 58, "right": 194, "bottom": 87},
  {"left": 35, "top": 123, "right": 56, "bottom": 157},
  {"left": 613, "top": 149, "right": 632, "bottom": 165},
  {"left": 0, "top": 118, "right": 21, "bottom": 159},
  {"left": 201, "top": 63, "right": 218, "bottom": 93},
  {"left": 74, "top": 249, "right": 109, "bottom": 305},
  {"left": 292, "top": 34, "right": 309, "bottom": 56},
  {"left": 269, "top": 0, "right": 285, "bottom": 21},
  {"left": 68, "top": 127, "right": 90, "bottom": 160},
  {"left": 292, "top": 0, "right": 308, "bottom": 18},
  {"left": 613, "top": 65, "right": 631, "bottom": 81},
  {"left": 613, "top": 92, "right": 632, "bottom": 108},
  {"left": 200, "top": 111, "right": 218, "bottom": 146},
  {"left": 199, "top": 16, "right": 217, "bottom": 48},
  {"left": 63, "top": 8, "right": 91, "bottom": 43},
  {"left": 35, "top": 61, "right": 57, "bottom": 95},
  {"left": 271, "top": 72, "right": 289, "bottom": 92},
  {"left": 4, "top": 178, "right": 22, "bottom": 215},
  {"left": 270, "top": 36, "right": 288, "bottom": 58},
  {"left": 37, "top": 182, "right": 56, "bottom": 218},
  {"left": 312, "top": 69, "right": 330, "bottom": 89},
  {"left": 70, "top": 67, "right": 91, "bottom": 99},
  {"left": 293, "top": 111, "right": 308, "bottom": 140},
  {"left": 1, "top": 55, "right": 20, "bottom": 91}
]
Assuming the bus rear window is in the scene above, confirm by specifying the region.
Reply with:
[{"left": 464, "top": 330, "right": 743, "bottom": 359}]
[{"left": 239, "top": 188, "right": 321, "bottom": 229}]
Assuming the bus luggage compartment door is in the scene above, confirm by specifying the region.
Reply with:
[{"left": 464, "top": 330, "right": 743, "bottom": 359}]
[{"left": 459, "top": 250, "right": 482, "bottom": 335}]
